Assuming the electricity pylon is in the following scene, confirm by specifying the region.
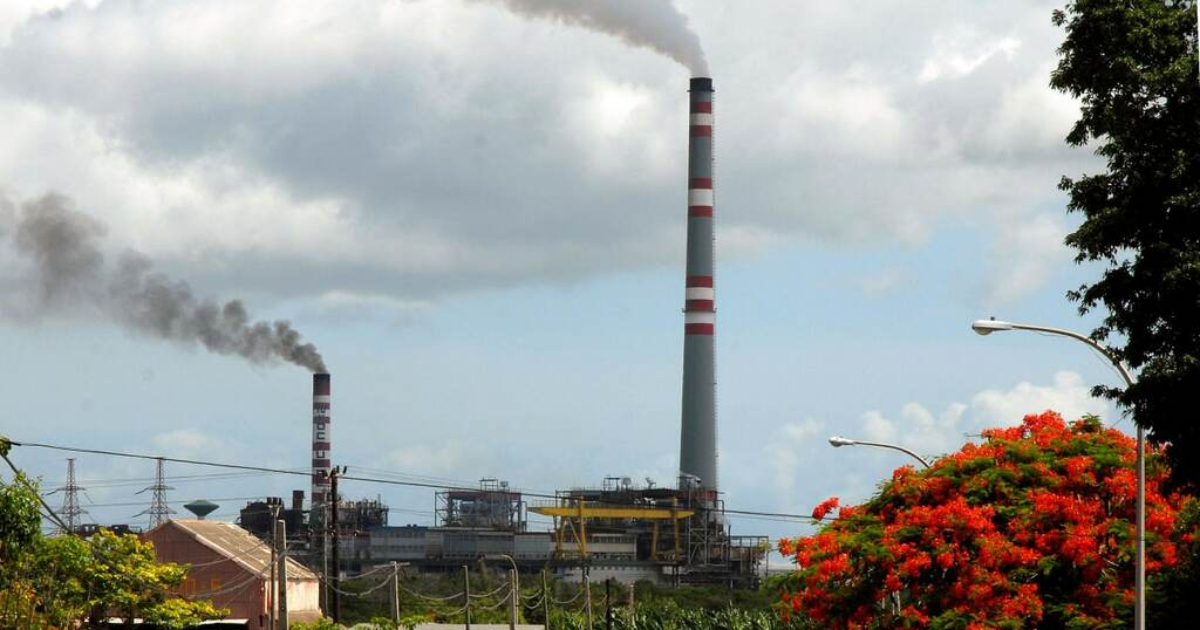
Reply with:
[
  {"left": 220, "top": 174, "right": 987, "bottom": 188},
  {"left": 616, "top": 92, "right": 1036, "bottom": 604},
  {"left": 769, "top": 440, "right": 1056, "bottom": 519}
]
[
  {"left": 136, "top": 458, "right": 175, "bottom": 529},
  {"left": 48, "top": 458, "right": 89, "bottom": 534}
]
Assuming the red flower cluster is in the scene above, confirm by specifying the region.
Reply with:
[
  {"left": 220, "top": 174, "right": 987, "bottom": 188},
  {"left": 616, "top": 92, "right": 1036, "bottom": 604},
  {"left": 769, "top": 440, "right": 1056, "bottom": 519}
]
[
  {"left": 776, "top": 412, "right": 1199, "bottom": 629},
  {"left": 812, "top": 496, "right": 840, "bottom": 521}
]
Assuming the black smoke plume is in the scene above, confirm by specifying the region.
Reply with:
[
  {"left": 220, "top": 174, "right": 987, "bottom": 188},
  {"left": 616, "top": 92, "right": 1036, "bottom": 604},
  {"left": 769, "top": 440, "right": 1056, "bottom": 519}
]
[{"left": 4, "top": 193, "right": 325, "bottom": 372}]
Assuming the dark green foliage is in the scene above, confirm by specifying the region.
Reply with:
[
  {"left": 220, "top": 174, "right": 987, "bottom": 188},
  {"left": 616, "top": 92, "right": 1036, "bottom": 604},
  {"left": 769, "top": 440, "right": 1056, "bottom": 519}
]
[
  {"left": 0, "top": 467, "right": 224, "bottom": 629},
  {"left": 1147, "top": 499, "right": 1200, "bottom": 629},
  {"left": 546, "top": 600, "right": 782, "bottom": 630},
  {"left": 1051, "top": 1, "right": 1200, "bottom": 489},
  {"left": 0, "top": 471, "right": 43, "bottom": 589},
  {"left": 330, "top": 570, "right": 782, "bottom": 629},
  {"left": 631, "top": 580, "right": 774, "bottom": 611}
]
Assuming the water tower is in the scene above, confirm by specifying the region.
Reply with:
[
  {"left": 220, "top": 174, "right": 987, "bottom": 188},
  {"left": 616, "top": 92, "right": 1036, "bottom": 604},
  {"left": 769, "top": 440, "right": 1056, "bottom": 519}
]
[{"left": 183, "top": 500, "right": 218, "bottom": 520}]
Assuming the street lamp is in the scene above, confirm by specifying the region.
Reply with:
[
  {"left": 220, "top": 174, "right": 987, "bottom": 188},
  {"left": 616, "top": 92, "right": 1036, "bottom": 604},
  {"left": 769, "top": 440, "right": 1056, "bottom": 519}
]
[
  {"left": 480, "top": 553, "right": 520, "bottom": 630},
  {"left": 828, "top": 436, "right": 931, "bottom": 469},
  {"left": 971, "top": 318, "right": 1143, "bottom": 630}
]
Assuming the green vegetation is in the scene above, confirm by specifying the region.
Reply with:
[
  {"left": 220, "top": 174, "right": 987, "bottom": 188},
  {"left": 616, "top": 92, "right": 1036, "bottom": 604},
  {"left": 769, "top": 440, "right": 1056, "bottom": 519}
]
[
  {"left": 1051, "top": 0, "right": 1200, "bottom": 489},
  {"left": 546, "top": 600, "right": 780, "bottom": 630},
  {"left": 0, "top": 456, "right": 224, "bottom": 629},
  {"left": 324, "top": 567, "right": 784, "bottom": 629}
]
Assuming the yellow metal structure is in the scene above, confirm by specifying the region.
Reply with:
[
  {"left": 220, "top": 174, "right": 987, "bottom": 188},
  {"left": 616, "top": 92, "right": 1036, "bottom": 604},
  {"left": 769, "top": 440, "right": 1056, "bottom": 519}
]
[
  {"left": 531, "top": 500, "right": 693, "bottom": 561},
  {"left": 531, "top": 506, "right": 694, "bottom": 519}
]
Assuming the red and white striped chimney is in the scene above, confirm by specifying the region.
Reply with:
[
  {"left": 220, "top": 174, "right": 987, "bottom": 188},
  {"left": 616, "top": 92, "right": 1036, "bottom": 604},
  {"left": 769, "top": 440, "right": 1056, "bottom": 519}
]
[
  {"left": 679, "top": 77, "right": 718, "bottom": 493},
  {"left": 311, "top": 373, "right": 332, "bottom": 511}
]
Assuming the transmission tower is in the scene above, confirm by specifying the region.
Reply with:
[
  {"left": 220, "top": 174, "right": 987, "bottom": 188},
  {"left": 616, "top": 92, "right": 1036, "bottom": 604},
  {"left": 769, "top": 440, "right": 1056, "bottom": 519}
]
[
  {"left": 136, "top": 458, "right": 175, "bottom": 529},
  {"left": 50, "top": 458, "right": 89, "bottom": 534}
]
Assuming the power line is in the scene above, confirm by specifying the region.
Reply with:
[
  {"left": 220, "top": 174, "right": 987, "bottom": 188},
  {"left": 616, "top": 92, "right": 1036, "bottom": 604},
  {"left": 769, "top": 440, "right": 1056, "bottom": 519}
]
[
  {"left": 7, "top": 438, "right": 816, "bottom": 523},
  {"left": 1, "top": 449, "right": 72, "bottom": 532},
  {"left": 75, "top": 495, "right": 266, "bottom": 509},
  {"left": 44, "top": 469, "right": 290, "bottom": 490}
]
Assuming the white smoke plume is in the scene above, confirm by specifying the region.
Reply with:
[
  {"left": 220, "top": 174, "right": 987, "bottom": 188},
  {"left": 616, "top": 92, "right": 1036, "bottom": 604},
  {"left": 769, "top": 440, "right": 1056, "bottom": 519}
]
[
  {"left": 2, "top": 193, "right": 326, "bottom": 372},
  {"left": 473, "top": 0, "right": 709, "bottom": 75}
]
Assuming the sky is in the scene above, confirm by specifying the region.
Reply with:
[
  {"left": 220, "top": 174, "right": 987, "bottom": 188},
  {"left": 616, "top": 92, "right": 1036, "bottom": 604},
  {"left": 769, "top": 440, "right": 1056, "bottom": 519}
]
[{"left": 0, "top": 0, "right": 1127, "bottom": 551}]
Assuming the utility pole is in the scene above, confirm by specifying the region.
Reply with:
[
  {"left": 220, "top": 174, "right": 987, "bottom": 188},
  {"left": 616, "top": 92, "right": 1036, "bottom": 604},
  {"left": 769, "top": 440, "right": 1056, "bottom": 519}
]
[
  {"left": 508, "top": 568, "right": 518, "bottom": 630},
  {"left": 605, "top": 578, "right": 613, "bottom": 630},
  {"left": 463, "top": 565, "right": 472, "bottom": 630},
  {"left": 328, "top": 466, "right": 344, "bottom": 623},
  {"left": 391, "top": 562, "right": 401, "bottom": 624},
  {"left": 583, "top": 566, "right": 593, "bottom": 630},
  {"left": 629, "top": 581, "right": 636, "bottom": 630},
  {"left": 136, "top": 458, "right": 174, "bottom": 529},
  {"left": 541, "top": 569, "right": 551, "bottom": 630},
  {"left": 318, "top": 501, "right": 328, "bottom": 616},
  {"left": 52, "top": 458, "right": 89, "bottom": 534},
  {"left": 275, "top": 518, "right": 288, "bottom": 630},
  {"left": 268, "top": 511, "right": 276, "bottom": 630}
]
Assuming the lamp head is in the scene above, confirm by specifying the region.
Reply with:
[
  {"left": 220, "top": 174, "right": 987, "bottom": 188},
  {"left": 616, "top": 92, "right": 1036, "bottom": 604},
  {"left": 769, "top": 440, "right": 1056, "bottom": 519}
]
[
  {"left": 971, "top": 318, "right": 1014, "bottom": 336},
  {"left": 828, "top": 436, "right": 856, "bottom": 447}
]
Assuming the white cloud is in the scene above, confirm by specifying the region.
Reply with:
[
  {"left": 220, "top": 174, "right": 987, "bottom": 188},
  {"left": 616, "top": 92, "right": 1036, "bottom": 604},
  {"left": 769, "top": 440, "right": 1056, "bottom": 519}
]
[
  {"left": 781, "top": 418, "right": 823, "bottom": 442},
  {"left": 386, "top": 442, "right": 469, "bottom": 477},
  {"left": 970, "top": 370, "right": 1110, "bottom": 425},
  {"left": 0, "top": 0, "right": 1098, "bottom": 305},
  {"left": 857, "top": 372, "right": 1111, "bottom": 460},
  {"left": 764, "top": 418, "right": 824, "bottom": 496},
  {"left": 919, "top": 28, "right": 1022, "bottom": 83},
  {"left": 151, "top": 428, "right": 225, "bottom": 459},
  {"left": 984, "top": 212, "right": 1071, "bottom": 306},
  {"left": 861, "top": 402, "right": 966, "bottom": 456},
  {"left": 861, "top": 410, "right": 899, "bottom": 444},
  {"left": 858, "top": 267, "right": 911, "bottom": 299}
]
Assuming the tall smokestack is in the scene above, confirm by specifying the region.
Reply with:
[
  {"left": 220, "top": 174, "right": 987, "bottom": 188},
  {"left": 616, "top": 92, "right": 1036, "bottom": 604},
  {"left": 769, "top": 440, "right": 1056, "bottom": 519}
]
[
  {"left": 679, "top": 77, "right": 717, "bottom": 492},
  {"left": 311, "top": 373, "right": 332, "bottom": 512}
]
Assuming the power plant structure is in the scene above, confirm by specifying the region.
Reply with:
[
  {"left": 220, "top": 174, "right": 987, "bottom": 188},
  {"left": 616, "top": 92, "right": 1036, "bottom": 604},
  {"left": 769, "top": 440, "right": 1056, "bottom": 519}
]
[
  {"left": 231, "top": 77, "right": 766, "bottom": 587},
  {"left": 681, "top": 76, "right": 719, "bottom": 496},
  {"left": 311, "top": 373, "right": 332, "bottom": 510}
]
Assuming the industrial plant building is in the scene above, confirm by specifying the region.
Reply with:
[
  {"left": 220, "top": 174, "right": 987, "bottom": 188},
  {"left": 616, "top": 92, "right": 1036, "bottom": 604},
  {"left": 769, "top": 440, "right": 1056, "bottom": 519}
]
[
  {"left": 144, "top": 519, "right": 323, "bottom": 628},
  {"left": 238, "top": 475, "right": 765, "bottom": 587},
  {"left": 227, "top": 76, "right": 767, "bottom": 589}
]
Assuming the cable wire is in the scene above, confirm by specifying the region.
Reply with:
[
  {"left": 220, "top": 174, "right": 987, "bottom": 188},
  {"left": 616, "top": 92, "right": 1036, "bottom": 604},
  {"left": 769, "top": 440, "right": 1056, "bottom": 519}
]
[
  {"left": 549, "top": 589, "right": 585, "bottom": 605},
  {"left": 469, "top": 582, "right": 510, "bottom": 599},
  {"left": 189, "top": 573, "right": 261, "bottom": 598},
  {"left": 5, "top": 438, "right": 818, "bottom": 523},
  {"left": 320, "top": 574, "right": 396, "bottom": 598},
  {"left": 478, "top": 589, "right": 512, "bottom": 610},
  {"left": 2, "top": 451, "right": 72, "bottom": 532},
  {"left": 185, "top": 537, "right": 273, "bottom": 569},
  {"left": 398, "top": 584, "right": 465, "bottom": 602}
]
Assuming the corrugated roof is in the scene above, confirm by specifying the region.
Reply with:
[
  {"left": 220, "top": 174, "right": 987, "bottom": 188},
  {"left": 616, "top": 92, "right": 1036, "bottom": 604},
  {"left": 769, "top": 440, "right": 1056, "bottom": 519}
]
[{"left": 163, "top": 519, "right": 317, "bottom": 580}]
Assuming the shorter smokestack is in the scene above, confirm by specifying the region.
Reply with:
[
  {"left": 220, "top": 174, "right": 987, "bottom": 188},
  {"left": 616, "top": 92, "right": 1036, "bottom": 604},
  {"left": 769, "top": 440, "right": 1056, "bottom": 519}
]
[
  {"left": 292, "top": 490, "right": 305, "bottom": 512},
  {"left": 311, "top": 374, "right": 332, "bottom": 511}
]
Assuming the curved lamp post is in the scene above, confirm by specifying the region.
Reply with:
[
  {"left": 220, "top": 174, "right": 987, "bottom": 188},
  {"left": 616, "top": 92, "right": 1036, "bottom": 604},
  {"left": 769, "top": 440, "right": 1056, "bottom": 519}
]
[
  {"left": 971, "top": 318, "right": 1142, "bottom": 630},
  {"left": 828, "top": 436, "right": 931, "bottom": 469},
  {"left": 481, "top": 553, "right": 520, "bottom": 629}
]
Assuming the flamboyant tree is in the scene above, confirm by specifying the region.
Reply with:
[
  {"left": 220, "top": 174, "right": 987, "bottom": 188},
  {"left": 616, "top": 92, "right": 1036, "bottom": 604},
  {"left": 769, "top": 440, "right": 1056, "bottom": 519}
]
[{"left": 777, "top": 412, "right": 1200, "bottom": 630}]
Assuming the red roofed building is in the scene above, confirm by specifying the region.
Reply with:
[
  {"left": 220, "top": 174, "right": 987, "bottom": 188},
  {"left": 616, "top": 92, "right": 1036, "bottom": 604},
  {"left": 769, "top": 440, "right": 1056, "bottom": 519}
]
[{"left": 144, "top": 519, "right": 322, "bottom": 628}]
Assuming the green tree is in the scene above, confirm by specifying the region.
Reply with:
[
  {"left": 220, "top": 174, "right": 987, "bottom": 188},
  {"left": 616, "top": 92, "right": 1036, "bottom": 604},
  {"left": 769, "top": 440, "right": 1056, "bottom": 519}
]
[
  {"left": 1050, "top": 1, "right": 1200, "bottom": 488},
  {"left": 76, "top": 528, "right": 224, "bottom": 629},
  {"left": 0, "top": 457, "right": 223, "bottom": 629}
]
